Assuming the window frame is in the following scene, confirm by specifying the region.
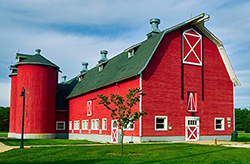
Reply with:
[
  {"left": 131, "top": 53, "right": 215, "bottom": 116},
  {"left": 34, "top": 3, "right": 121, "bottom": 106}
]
[
  {"left": 74, "top": 120, "right": 80, "bottom": 130},
  {"left": 91, "top": 119, "right": 99, "bottom": 130},
  {"left": 102, "top": 118, "right": 107, "bottom": 130},
  {"left": 215, "top": 118, "right": 225, "bottom": 131},
  {"left": 124, "top": 122, "right": 135, "bottom": 131},
  {"left": 69, "top": 121, "right": 72, "bottom": 130},
  {"left": 187, "top": 91, "right": 197, "bottom": 112},
  {"left": 82, "top": 120, "right": 89, "bottom": 130},
  {"left": 56, "top": 121, "right": 66, "bottom": 130},
  {"left": 87, "top": 100, "right": 93, "bottom": 116},
  {"left": 155, "top": 116, "right": 168, "bottom": 131}
]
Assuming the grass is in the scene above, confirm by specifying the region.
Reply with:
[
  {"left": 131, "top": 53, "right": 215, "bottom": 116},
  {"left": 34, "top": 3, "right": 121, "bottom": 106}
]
[
  {"left": 0, "top": 132, "right": 8, "bottom": 137},
  {"left": 0, "top": 139, "right": 101, "bottom": 146},
  {"left": 0, "top": 143, "right": 250, "bottom": 163},
  {"left": 236, "top": 133, "right": 250, "bottom": 142}
]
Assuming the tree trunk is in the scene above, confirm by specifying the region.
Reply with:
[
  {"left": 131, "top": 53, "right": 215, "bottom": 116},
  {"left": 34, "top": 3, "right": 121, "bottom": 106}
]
[{"left": 121, "top": 128, "right": 124, "bottom": 155}]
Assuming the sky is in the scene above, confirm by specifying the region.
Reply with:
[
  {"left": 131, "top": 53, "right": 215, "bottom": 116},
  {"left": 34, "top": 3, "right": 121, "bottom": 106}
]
[{"left": 0, "top": 0, "right": 249, "bottom": 108}]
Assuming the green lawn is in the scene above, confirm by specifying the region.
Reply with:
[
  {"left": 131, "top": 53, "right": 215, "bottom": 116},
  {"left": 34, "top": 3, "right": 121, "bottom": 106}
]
[
  {"left": 0, "top": 132, "right": 8, "bottom": 137},
  {"left": 0, "top": 139, "right": 101, "bottom": 146},
  {"left": 236, "top": 133, "right": 250, "bottom": 142},
  {"left": 0, "top": 143, "right": 250, "bottom": 164}
]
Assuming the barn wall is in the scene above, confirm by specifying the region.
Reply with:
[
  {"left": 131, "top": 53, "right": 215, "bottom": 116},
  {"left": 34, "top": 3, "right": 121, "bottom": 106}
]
[
  {"left": 68, "top": 77, "right": 140, "bottom": 140},
  {"left": 141, "top": 26, "right": 234, "bottom": 138},
  {"left": 15, "top": 65, "right": 57, "bottom": 137}
]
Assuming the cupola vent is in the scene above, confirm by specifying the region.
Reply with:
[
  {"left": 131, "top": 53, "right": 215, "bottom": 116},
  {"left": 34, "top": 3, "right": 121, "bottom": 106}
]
[
  {"left": 98, "top": 50, "right": 108, "bottom": 64},
  {"left": 35, "top": 49, "right": 41, "bottom": 55},
  {"left": 147, "top": 18, "right": 161, "bottom": 38},
  {"left": 81, "top": 62, "right": 88, "bottom": 74},
  {"left": 62, "top": 75, "right": 67, "bottom": 83}
]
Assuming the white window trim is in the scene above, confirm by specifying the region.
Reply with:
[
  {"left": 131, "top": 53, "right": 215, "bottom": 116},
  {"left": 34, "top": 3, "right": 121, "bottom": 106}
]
[
  {"left": 91, "top": 119, "right": 99, "bottom": 130},
  {"left": 182, "top": 28, "right": 202, "bottom": 66},
  {"left": 155, "top": 116, "right": 168, "bottom": 131},
  {"left": 215, "top": 118, "right": 225, "bottom": 131},
  {"left": 69, "top": 121, "right": 72, "bottom": 130},
  {"left": 102, "top": 118, "right": 107, "bottom": 130},
  {"left": 74, "top": 120, "right": 80, "bottom": 130},
  {"left": 56, "top": 121, "right": 65, "bottom": 130},
  {"left": 82, "top": 120, "right": 89, "bottom": 130},
  {"left": 87, "top": 100, "right": 92, "bottom": 116},
  {"left": 187, "top": 92, "right": 197, "bottom": 112},
  {"left": 124, "top": 122, "right": 135, "bottom": 131}
]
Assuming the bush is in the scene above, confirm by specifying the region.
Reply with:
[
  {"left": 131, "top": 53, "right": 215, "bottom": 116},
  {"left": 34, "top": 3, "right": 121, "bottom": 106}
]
[
  {"left": 0, "top": 107, "right": 10, "bottom": 131},
  {"left": 245, "top": 112, "right": 250, "bottom": 133}
]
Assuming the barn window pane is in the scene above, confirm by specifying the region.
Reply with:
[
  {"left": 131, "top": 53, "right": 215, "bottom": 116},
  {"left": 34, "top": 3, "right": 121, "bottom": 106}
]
[
  {"left": 215, "top": 118, "right": 224, "bottom": 130},
  {"left": 155, "top": 116, "right": 168, "bottom": 130}
]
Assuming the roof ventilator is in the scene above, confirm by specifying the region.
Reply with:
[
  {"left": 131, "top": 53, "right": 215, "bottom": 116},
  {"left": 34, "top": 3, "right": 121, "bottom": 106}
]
[
  {"left": 146, "top": 18, "right": 161, "bottom": 39},
  {"left": 81, "top": 62, "right": 88, "bottom": 74},
  {"left": 62, "top": 75, "right": 67, "bottom": 83},
  {"left": 35, "top": 49, "right": 41, "bottom": 55},
  {"left": 98, "top": 50, "right": 108, "bottom": 72},
  {"left": 98, "top": 50, "right": 108, "bottom": 64}
]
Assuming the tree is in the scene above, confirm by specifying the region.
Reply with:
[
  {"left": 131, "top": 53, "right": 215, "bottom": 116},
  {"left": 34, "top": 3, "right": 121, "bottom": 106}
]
[
  {"left": 235, "top": 108, "right": 249, "bottom": 131},
  {"left": 245, "top": 112, "right": 250, "bottom": 133},
  {"left": 97, "top": 88, "right": 147, "bottom": 155},
  {"left": 0, "top": 107, "right": 10, "bottom": 131}
]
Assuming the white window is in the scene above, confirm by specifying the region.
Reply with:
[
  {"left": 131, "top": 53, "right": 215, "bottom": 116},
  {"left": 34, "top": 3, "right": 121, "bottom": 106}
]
[
  {"left": 102, "top": 118, "right": 107, "bottom": 130},
  {"left": 69, "top": 121, "right": 72, "bottom": 130},
  {"left": 56, "top": 121, "right": 65, "bottom": 130},
  {"left": 87, "top": 100, "right": 93, "bottom": 116},
  {"left": 215, "top": 118, "right": 225, "bottom": 131},
  {"left": 124, "top": 122, "right": 134, "bottom": 131},
  {"left": 82, "top": 120, "right": 89, "bottom": 130},
  {"left": 187, "top": 92, "right": 197, "bottom": 112},
  {"left": 74, "top": 120, "right": 80, "bottom": 130},
  {"left": 91, "top": 119, "right": 99, "bottom": 130},
  {"left": 155, "top": 116, "right": 168, "bottom": 131}
]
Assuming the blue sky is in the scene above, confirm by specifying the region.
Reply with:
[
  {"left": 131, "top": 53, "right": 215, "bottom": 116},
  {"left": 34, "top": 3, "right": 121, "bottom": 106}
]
[{"left": 0, "top": 0, "right": 249, "bottom": 108}]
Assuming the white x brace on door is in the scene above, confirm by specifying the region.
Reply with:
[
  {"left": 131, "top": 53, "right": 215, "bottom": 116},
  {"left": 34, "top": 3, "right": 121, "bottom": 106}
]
[{"left": 185, "top": 117, "right": 200, "bottom": 141}]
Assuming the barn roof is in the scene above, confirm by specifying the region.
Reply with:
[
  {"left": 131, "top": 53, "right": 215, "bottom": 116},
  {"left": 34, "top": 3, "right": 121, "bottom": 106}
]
[
  {"left": 15, "top": 49, "right": 60, "bottom": 70},
  {"left": 66, "top": 13, "right": 240, "bottom": 99}
]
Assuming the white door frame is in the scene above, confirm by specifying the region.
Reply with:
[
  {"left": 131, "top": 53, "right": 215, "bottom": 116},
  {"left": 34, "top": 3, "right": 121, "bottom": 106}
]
[
  {"left": 111, "top": 120, "right": 118, "bottom": 143},
  {"left": 185, "top": 116, "right": 200, "bottom": 141}
]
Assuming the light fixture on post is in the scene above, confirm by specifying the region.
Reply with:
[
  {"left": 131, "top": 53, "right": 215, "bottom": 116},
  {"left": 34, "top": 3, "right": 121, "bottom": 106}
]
[{"left": 19, "top": 87, "right": 25, "bottom": 149}]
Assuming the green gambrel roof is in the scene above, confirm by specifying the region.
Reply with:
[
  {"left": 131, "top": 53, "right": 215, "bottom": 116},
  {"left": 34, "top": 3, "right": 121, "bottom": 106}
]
[
  {"left": 15, "top": 54, "right": 60, "bottom": 70},
  {"left": 66, "top": 32, "right": 164, "bottom": 99}
]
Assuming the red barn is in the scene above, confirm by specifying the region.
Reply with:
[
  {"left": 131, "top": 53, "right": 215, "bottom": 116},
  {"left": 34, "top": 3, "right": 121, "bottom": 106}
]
[{"left": 9, "top": 13, "right": 240, "bottom": 142}]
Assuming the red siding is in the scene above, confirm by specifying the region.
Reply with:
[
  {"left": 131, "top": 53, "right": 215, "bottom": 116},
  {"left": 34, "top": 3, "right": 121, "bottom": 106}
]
[
  {"left": 142, "top": 26, "right": 234, "bottom": 137},
  {"left": 16, "top": 65, "right": 57, "bottom": 134},
  {"left": 55, "top": 111, "right": 69, "bottom": 133},
  {"left": 9, "top": 75, "right": 17, "bottom": 133},
  {"left": 69, "top": 77, "right": 140, "bottom": 137}
]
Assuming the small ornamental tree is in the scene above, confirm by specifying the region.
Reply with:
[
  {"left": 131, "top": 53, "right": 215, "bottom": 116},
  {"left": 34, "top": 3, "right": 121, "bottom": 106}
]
[
  {"left": 245, "top": 112, "right": 250, "bottom": 133},
  {"left": 97, "top": 88, "right": 147, "bottom": 155}
]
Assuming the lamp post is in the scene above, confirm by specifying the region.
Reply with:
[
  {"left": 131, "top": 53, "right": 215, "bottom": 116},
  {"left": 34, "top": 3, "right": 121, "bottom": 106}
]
[{"left": 19, "top": 87, "right": 25, "bottom": 149}]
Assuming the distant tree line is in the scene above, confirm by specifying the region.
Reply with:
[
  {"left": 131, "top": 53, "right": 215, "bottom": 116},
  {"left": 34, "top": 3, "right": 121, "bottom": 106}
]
[
  {"left": 235, "top": 108, "right": 250, "bottom": 132},
  {"left": 0, "top": 106, "right": 10, "bottom": 131}
]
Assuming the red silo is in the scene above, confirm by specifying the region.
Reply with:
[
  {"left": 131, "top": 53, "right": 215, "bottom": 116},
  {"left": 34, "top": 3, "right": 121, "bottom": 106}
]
[
  {"left": 14, "top": 49, "right": 59, "bottom": 139},
  {"left": 8, "top": 66, "right": 18, "bottom": 137}
]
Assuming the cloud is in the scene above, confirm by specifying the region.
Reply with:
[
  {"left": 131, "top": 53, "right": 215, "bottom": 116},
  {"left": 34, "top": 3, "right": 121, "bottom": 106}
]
[{"left": 0, "top": 82, "right": 10, "bottom": 107}]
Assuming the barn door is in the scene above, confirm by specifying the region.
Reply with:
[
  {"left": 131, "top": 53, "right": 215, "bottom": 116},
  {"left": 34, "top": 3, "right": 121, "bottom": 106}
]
[
  {"left": 111, "top": 120, "right": 118, "bottom": 143},
  {"left": 185, "top": 117, "right": 199, "bottom": 141}
]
